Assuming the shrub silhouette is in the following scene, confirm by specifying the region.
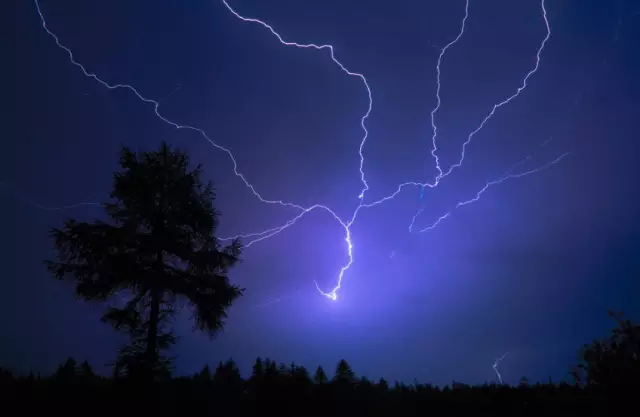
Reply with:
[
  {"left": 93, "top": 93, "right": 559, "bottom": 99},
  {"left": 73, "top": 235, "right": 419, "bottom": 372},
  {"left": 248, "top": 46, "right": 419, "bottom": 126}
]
[{"left": 574, "top": 310, "right": 640, "bottom": 389}]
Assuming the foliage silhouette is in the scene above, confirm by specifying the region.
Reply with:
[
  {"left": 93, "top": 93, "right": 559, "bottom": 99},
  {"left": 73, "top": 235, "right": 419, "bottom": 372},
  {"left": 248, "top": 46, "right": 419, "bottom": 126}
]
[
  {"left": 0, "top": 357, "right": 612, "bottom": 416},
  {"left": 573, "top": 310, "right": 640, "bottom": 389},
  {"left": 2, "top": 312, "right": 638, "bottom": 415},
  {"left": 5, "top": 315, "right": 640, "bottom": 416},
  {"left": 19, "top": 142, "right": 639, "bottom": 413},
  {"left": 44, "top": 142, "right": 243, "bottom": 379}
]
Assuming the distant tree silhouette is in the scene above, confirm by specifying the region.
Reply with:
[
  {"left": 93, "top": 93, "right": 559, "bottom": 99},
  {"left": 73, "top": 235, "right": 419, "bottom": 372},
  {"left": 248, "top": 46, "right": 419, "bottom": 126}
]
[
  {"left": 378, "top": 377, "right": 388, "bottom": 387},
  {"left": 313, "top": 365, "right": 327, "bottom": 384},
  {"left": 78, "top": 360, "right": 94, "bottom": 379},
  {"left": 574, "top": 310, "right": 639, "bottom": 388},
  {"left": 195, "top": 364, "right": 212, "bottom": 382},
  {"left": 45, "top": 142, "right": 243, "bottom": 380},
  {"left": 291, "top": 362, "right": 311, "bottom": 383},
  {"left": 252, "top": 357, "right": 264, "bottom": 380},
  {"left": 264, "top": 358, "right": 279, "bottom": 381},
  {"left": 54, "top": 357, "right": 77, "bottom": 381},
  {"left": 214, "top": 359, "right": 242, "bottom": 387},
  {"left": 1, "top": 351, "right": 617, "bottom": 416},
  {"left": 0, "top": 367, "right": 12, "bottom": 383},
  {"left": 334, "top": 359, "right": 355, "bottom": 384}
]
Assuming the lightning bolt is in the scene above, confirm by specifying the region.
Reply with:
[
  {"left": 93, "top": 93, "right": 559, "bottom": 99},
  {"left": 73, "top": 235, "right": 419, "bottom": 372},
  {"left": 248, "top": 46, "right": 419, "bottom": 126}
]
[
  {"left": 442, "top": 0, "right": 551, "bottom": 179},
  {"left": 0, "top": 181, "right": 101, "bottom": 211},
  {"left": 33, "top": 0, "right": 306, "bottom": 213},
  {"left": 492, "top": 352, "right": 509, "bottom": 384},
  {"left": 417, "top": 152, "right": 569, "bottom": 232},
  {"left": 30, "top": 0, "right": 566, "bottom": 305},
  {"left": 427, "top": 0, "right": 470, "bottom": 181},
  {"left": 220, "top": 0, "right": 373, "bottom": 201},
  {"left": 418, "top": 0, "right": 551, "bottom": 197}
]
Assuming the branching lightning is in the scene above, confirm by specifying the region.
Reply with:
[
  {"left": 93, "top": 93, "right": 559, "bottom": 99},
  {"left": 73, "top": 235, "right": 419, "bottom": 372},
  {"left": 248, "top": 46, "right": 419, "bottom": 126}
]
[
  {"left": 427, "top": 0, "right": 470, "bottom": 182},
  {"left": 442, "top": 0, "right": 552, "bottom": 179},
  {"left": 220, "top": 0, "right": 373, "bottom": 201},
  {"left": 30, "top": 0, "right": 566, "bottom": 305}
]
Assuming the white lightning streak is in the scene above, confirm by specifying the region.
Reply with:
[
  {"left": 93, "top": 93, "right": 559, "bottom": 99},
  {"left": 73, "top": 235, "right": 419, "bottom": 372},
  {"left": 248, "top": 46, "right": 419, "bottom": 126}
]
[
  {"left": 493, "top": 352, "right": 509, "bottom": 384},
  {"left": 439, "top": 0, "right": 552, "bottom": 182},
  {"left": 1, "top": 181, "right": 102, "bottom": 211},
  {"left": 428, "top": 0, "right": 470, "bottom": 179},
  {"left": 414, "top": 152, "right": 569, "bottom": 233},
  {"left": 33, "top": 0, "right": 306, "bottom": 214},
  {"left": 31, "top": 0, "right": 567, "bottom": 305},
  {"left": 220, "top": 0, "right": 373, "bottom": 200}
]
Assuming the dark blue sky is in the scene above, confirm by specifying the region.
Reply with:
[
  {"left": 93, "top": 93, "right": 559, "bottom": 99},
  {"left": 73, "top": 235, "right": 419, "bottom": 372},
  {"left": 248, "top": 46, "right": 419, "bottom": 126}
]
[{"left": 5, "top": 0, "right": 640, "bottom": 385}]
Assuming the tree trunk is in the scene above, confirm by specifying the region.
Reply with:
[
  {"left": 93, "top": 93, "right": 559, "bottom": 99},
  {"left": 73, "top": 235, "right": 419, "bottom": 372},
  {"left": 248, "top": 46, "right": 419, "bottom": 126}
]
[
  {"left": 146, "top": 151, "right": 168, "bottom": 380},
  {"left": 146, "top": 287, "right": 161, "bottom": 378}
]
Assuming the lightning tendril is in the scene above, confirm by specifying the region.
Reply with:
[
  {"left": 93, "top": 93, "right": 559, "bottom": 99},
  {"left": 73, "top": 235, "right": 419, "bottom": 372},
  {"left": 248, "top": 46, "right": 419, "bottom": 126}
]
[
  {"left": 27, "top": 0, "right": 565, "bottom": 304},
  {"left": 493, "top": 352, "right": 509, "bottom": 384}
]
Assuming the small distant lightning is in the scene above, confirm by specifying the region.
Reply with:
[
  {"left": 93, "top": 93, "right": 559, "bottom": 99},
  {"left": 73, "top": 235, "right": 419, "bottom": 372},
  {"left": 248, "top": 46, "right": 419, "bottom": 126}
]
[
  {"left": 30, "top": 0, "right": 567, "bottom": 305},
  {"left": 493, "top": 352, "right": 509, "bottom": 384},
  {"left": 0, "top": 181, "right": 101, "bottom": 211}
]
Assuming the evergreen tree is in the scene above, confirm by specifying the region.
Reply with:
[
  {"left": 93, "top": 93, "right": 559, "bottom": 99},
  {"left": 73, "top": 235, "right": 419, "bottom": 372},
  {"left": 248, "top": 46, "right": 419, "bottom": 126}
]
[
  {"left": 45, "top": 142, "right": 243, "bottom": 379},
  {"left": 334, "top": 359, "right": 355, "bottom": 384},
  {"left": 54, "top": 357, "right": 77, "bottom": 381},
  {"left": 198, "top": 364, "right": 212, "bottom": 382},
  {"left": 252, "top": 357, "right": 264, "bottom": 380},
  {"left": 79, "top": 360, "right": 95, "bottom": 379},
  {"left": 314, "top": 365, "right": 327, "bottom": 384}
]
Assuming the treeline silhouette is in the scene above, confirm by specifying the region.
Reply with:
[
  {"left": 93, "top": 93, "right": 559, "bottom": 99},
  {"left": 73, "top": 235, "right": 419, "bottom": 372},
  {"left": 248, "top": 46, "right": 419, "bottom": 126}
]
[
  {"left": 3, "top": 142, "right": 637, "bottom": 415},
  {"left": 0, "top": 355, "right": 622, "bottom": 416}
]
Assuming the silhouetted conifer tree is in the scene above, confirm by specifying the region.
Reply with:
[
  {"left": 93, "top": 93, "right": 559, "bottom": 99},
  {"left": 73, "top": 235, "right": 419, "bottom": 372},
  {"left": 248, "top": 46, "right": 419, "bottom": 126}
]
[
  {"left": 314, "top": 365, "right": 327, "bottom": 384},
  {"left": 378, "top": 377, "right": 389, "bottom": 391},
  {"left": 198, "top": 364, "right": 212, "bottom": 382},
  {"left": 265, "top": 358, "right": 279, "bottom": 380},
  {"left": 252, "top": 357, "right": 264, "bottom": 380},
  {"left": 45, "top": 142, "right": 243, "bottom": 380},
  {"left": 79, "top": 360, "right": 94, "bottom": 379},
  {"left": 54, "top": 357, "right": 77, "bottom": 381},
  {"left": 334, "top": 359, "right": 355, "bottom": 383}
]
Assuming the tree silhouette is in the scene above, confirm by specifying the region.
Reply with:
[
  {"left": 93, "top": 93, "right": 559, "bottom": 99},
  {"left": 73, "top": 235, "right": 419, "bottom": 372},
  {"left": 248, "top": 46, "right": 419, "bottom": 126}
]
[
  {"left": 313, "top": 365, "right": 327, "bottom": 384},
  {"left": 574, "top": 310, "right": 639, "bottom": 388},
  {"left": 54, "top": 357, "right": 77, "bottom": 381},
  {"left": 1, "top": 347, "right": 621, "bottom": 416},
  {"left": 334, "top": 359, "right": 355, "bottom": 384},
  {"left": 196, "top": 364, "right": 212, "bottom": 382},
  {"left": 378, "top": 377, "right": 389, "bottom": 391},
  {"left": 45, "top": 142, "right": 243, "bottom": 379},
  {"left": 78, "top": 360, "right": 95, "bottom": 379},
  {"left": 264, "top": 358, "right": 279, "bottom": 381},
  {"left": 252, "top": 357, "right": 265, "bottom": 380}
]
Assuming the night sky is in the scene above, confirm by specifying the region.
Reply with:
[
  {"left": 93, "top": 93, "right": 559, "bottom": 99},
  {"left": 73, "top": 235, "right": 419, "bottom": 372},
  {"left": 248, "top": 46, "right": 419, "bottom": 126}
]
[{"left": 6, "top": 0, "right": 640, "bottom": 385}]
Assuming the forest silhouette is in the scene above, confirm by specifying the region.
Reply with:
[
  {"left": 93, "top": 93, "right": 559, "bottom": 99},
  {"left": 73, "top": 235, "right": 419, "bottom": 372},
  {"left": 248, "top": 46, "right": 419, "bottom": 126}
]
[{"left": 3, "top": 143, "right": 637, "bottom": 415}]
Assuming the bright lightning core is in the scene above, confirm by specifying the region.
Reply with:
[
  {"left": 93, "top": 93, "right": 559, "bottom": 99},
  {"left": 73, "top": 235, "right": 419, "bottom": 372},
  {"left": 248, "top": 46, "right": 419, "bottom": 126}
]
[{"left": 31, "top": 0, "right": 566, "bottom": 304}]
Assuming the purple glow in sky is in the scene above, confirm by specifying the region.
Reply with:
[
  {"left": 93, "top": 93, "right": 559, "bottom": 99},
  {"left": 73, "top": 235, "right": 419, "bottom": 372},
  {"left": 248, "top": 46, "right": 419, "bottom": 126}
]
[
  {"left": 32, "top": 0, "right": 565, "bottom": 304},
  {"left": 8, "top": 0, "right": 640, "bottom": 384}
]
